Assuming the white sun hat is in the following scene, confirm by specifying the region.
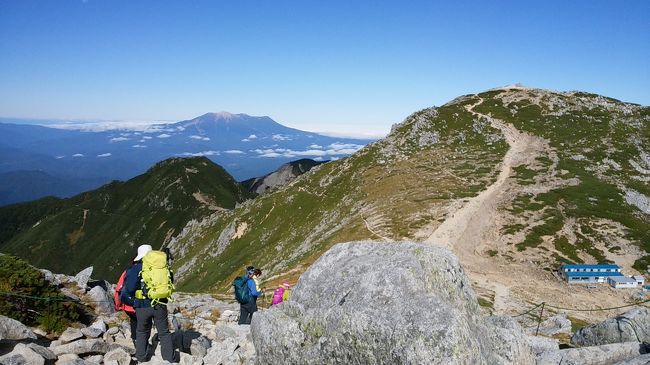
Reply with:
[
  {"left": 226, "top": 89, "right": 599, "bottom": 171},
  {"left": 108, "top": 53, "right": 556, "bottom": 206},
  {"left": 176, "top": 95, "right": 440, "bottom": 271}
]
[{"left": 134, "top": 244, "right": 153, "bottom": 261}]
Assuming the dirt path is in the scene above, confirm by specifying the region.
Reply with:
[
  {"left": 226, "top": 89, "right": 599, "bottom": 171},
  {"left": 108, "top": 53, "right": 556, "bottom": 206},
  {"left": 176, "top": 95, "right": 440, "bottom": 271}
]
[
  {"left": 422, "top": 95, "right": 641, "bottom": 321},
  {"left": 423, "top": 97, "right": 550, "bottom": 315},
  {"left": 425, "top": 97, "right": 541, "bottom": 251}
]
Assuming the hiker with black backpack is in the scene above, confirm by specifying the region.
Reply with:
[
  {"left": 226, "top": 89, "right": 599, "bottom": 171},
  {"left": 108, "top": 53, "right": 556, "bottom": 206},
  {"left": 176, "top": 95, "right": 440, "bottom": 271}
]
[
  {"left": 234, "top": 266, "right": 261, "bottom": 325},
  {"left": 122, "top": 245, "right": 177, "bottom": 363}
]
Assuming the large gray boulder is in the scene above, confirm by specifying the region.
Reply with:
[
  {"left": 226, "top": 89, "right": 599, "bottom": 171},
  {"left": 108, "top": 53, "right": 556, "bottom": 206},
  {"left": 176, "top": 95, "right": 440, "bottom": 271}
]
[
  {"left": 50, "top": 339, "right": 110, "bottom": 356},
  {"left": 571, "top": 307, "right": 650, "bottom": 347},
  {"left": 86, "top": 286, "right": 114, "bottom": 315},
  {"left": 0, "top": 343, "right": 46, "bottom": 365},
  {"left": 536, "top": 341, "right": 649, "bottom": 365},
  {"left": 0, "top": 315, "right": 37, "bottom": 341},
  {"left": 251, "top": 241, "right": 535, "bottom": 365}
]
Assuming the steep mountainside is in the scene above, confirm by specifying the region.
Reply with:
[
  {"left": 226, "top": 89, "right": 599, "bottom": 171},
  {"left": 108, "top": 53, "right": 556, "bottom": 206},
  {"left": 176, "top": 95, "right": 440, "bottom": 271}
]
[
  {"left": 0, "top": 157, "right": 252, "bottom": 279},
  {"left": 169, "top": 93, "right": 509, "bottom": 291},
  {"left": 241, "top": 158, "right": 326, "bottom": 194},
  {"left": 168, "top": 87, "right": 649, "bottom": 319}
]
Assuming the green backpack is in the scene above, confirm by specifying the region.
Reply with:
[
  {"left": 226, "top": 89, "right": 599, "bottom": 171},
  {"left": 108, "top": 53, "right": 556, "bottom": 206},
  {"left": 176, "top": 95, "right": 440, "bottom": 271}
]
[{"left": 140, "top": 250, "right": 175, "bottom": 305}]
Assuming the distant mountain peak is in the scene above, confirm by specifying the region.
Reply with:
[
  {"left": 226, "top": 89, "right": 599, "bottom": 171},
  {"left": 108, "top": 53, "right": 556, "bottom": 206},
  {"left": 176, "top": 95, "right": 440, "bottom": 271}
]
[{"left": 202, "top": 111, "right": 243, "bottom": 120}]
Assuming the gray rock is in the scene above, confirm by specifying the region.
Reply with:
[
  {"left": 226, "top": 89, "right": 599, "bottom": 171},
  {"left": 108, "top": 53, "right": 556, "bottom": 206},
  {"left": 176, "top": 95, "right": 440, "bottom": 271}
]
[
  {"left": 534, "top": 314, "right": 572, "bottom": 336},
  {"left": 613, "top": 353, "right": 650, "bottom": 364},
  {"left": 219, "top": 310, "right": 238, "bottom": 323},
  {"left": 59, "top": 327, "right": 84, "bottom": 344},
  {"left": 40, "top": 269, "right": 60, "bottom": 286},
  {"left": 89, "top": 318, "right": 106, "bottom": 334},
  {"left": 214, "top": 323, "right": 238, "bottom": 341},
  {"left": 50, "top": 339, "right": 110, "bottom": 356},
  {"left": 179, "top": 352, "right": 204, "bottom": 365},
  {"left": 74, "top": 267, "right": 93, "bottom": 290},
  {"left": 0, "top": 315, "right": 37, "bottom": 341},
  {"left": 86, "top": 286, "right": 114, "bottom": 315},
  {"left": 106, "top": 326, "right": 120, "bottom": 336},
  {"left": 202, "top": 337, "right": 239, "bottom": 365},
  {"left": 536, "top": 341, "right": 647, "bottom": 365},
  {"left": 0, "top": 354, "right": 30, "bottom": 365},
  {"left": 26, "top": 343, "right": 57, "bottom": 362},
  {"left": 103, "top": 348, "right": 131, "bottom": 365},
  {"left": 251, "top": 241, "right": 535, "bottom": 365},
  {"left": 81, "top": 327, "right": 103, "bottom": 339},
  {"left": 571, "top": 307, "right": 650, "bottom": 347},
  {"left": 0, "top": 344, "right": 45, "bottom": 365},
  {"left": 190, "top": 335, "right": 211, "bottom": 358},
  {"left": 525, "top": 335, "right": 559, "bottom": 355},
  {"left": 83, "top": 355, "right": 103, "bottom": 364}
]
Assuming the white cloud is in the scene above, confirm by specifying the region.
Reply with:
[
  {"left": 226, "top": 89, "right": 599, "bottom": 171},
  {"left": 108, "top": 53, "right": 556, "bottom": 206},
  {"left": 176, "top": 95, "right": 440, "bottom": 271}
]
[
  {"left": 225, "top": 150, "right": 244, "bottom": 154},
  {"left": 132, "top": 144, "right": 147, "bottom": 148},
  {"left": 157, "top": 134, "right": 172, "bottom": 138},
  {"left": 259, "top": 152, "right": 282, "bottom": 158},
  {"left": 242, "top": 139, "right": 250, "bottom": 142},
  {"left": 97, "top": 153, "right": 112, "bottom": 157},
  {"left": 72, "top": 153, "right": 84, "bottom": 157},
  {"left": 190, "top": 135, "right": 210, "bottom": 141},
  {"left": 110, "top": 137, "right": 129, "bottom": 142},
  {"left": 180, "top": 150, "right": 219, "bottom": 157},
  {"left": 55, "top": 155, "right": 65, "bottom": 159},
  {"left": 272, "top": 134, "right": 291, "bottom": 141},
  {"left": 328, "top": 142, "right": 362, "bottom": 150},
  {"left": 143, "top": 136, "right": 153, "bottom": 140},
  {"left": 314, "top": 157, "right": 324, "bottom": 161},
  {"left": 251, "top": 143, "right": 363, "bottom": 159},
  {"left": 176, "top": 126, "right": 185, "bottom": 131},
  {"left": 309, "top": 144, "right": 323, "bottom": 149},
  {"left": 248, "top": 134, "right": 257, "bottom": 139}
]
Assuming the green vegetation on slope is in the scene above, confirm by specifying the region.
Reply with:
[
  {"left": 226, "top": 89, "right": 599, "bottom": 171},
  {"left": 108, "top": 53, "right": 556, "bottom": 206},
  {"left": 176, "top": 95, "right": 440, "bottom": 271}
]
[
  {"left": 0, "top": 255, "right": 83, "bottom": 334},
  {"left": 476, "top": 89, "right": 650, "bottom": 269},
  {"left": 172, "top": 99, "right": 509, "bottom": 292},
  {"left": 0, "top": 157, "right": 253, "bottom": 279}
]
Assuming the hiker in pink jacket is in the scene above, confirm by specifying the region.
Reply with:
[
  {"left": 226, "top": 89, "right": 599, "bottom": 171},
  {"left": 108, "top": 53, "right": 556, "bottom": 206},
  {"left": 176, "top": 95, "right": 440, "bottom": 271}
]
[{"left": 271, "top": 282, "right": 291, "bottom": 305}]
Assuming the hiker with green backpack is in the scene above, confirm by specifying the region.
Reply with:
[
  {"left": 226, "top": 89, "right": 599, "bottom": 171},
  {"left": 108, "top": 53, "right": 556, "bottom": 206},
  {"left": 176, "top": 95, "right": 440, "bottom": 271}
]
[
  {"left": 234, "top": 266, "right": 261, "bottom": 325},
  {"left": 122, "top": 244, "right": 177, "bottom": 363}
]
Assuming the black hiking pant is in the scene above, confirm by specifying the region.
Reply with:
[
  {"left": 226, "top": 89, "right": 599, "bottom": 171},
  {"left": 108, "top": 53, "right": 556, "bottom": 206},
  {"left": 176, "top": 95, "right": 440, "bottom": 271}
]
[
  {"left": 238, "top": 297, "right": 258, "bottom": 325},
  {"left": 126, "top": 311, "right": 137, "bottom": 346},
  {"left": 135, "top": 305, "right": 177, "bottom": 363}
]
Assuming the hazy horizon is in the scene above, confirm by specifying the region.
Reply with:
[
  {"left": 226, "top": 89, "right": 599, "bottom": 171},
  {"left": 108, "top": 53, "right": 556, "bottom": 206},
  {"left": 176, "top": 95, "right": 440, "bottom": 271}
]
[{"left": 1, "top": 1, "right": 649, "bottom": 136}]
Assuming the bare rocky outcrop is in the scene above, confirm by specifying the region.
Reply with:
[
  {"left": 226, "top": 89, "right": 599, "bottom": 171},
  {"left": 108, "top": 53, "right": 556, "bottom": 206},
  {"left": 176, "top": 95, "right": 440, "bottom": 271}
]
[
  {"left": 571, "top": 307, "right": 650, "bottom": 347},
  {"left": 536, "top": 341, "right": 650, "bottom": 365},
  {"left": 251, "top": 241, "right": 535, "bottom": 364}
]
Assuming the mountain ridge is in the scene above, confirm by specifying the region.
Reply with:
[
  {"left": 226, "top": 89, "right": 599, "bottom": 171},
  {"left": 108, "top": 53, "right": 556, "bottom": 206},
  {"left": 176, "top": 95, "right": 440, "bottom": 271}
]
[
  {"left": 166, "top": 87, "right": 649, "bottom": 321},
  {"left": 0, "top": 156, "right": 253, "bottom": 279}
]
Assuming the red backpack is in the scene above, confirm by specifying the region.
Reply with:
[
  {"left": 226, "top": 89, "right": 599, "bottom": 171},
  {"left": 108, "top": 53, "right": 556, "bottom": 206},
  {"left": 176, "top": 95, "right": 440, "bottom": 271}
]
[{"left": 114, "top": 270, "right": 135, "bottom": 313}]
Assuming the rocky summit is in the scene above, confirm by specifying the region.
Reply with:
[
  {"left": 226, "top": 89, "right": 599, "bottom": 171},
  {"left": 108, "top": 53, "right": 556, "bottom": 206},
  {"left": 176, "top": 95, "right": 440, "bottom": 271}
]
[{"left": 251, "top": 241, "right": 535, "bottom": 364}]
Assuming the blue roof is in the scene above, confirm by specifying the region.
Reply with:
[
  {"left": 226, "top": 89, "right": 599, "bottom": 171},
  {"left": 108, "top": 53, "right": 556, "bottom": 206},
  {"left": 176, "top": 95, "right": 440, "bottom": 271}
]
[
  {"left": 561, "top": 264, "right": 620, "bottom": 270},
  {"left": 566, "top": 272, "right": 624, "bottom": 277}
]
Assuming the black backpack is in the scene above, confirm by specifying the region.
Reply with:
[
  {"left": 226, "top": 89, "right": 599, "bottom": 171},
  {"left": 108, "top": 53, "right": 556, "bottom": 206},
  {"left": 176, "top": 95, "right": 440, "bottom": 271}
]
[{"left": 233, "top": 275, "right": 251, "bottom": 304}]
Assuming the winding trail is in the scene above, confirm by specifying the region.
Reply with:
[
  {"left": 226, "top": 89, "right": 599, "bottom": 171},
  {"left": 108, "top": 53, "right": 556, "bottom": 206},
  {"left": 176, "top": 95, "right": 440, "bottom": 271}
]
[
  {"left": 425, "top": 97, "right": 538, "bottom": 251},
  {"left": 424, "top": 96, "right": 546, "bottom": 313}
]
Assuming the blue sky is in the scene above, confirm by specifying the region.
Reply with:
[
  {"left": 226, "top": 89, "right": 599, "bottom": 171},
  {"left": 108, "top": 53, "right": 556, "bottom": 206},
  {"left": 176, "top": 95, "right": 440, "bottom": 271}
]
[{"left": 1, "top": 1, "right": 648, "bottom": 137}]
